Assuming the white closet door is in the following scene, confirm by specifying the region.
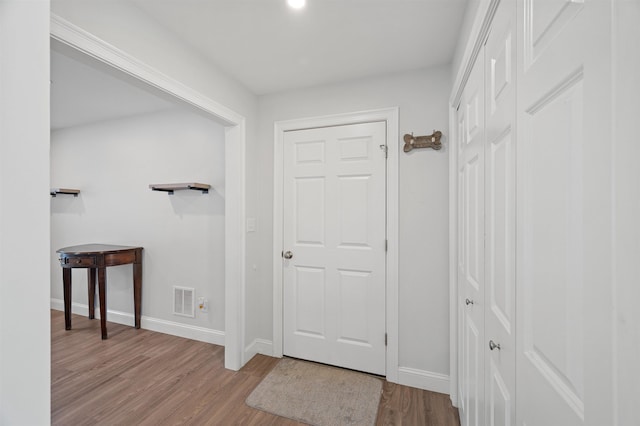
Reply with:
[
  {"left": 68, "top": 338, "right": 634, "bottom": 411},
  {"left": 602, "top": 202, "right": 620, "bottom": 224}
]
[
  {"left": 484, "top": 1, "right": 516, "bottom": 425},
  {"left": 456, "top": 88, "right": 467, "bottom": 417},
  {"left": 516, "top": 0, "right": 613, "bottom": 424},
  {"left": 458, "top": 48, "right": 486, "bottom": 426}
]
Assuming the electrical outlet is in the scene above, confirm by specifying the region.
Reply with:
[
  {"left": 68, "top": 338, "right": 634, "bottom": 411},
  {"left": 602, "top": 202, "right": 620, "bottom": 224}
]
[{"left": 198, "top": 297, "right": 209, "bottom": 313}]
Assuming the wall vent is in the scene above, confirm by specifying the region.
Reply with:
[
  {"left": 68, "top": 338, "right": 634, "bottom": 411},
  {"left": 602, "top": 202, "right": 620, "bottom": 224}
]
[{"left": 173, "top": 286, "right": 195, "bottom": 318}]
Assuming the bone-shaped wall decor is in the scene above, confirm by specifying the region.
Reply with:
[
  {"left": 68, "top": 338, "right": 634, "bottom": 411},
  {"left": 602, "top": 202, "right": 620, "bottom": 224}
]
[{"left": 403, "top": 130, "right": 442, "bottom": 152}]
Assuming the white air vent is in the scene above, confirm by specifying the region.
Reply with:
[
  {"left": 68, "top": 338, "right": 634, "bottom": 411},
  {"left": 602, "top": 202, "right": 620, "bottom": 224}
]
[{"left": 173, "top": 286, "right": 195, "bottom": 318}]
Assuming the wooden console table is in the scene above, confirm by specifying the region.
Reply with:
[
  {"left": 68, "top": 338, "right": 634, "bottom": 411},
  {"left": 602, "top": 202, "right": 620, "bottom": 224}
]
[{"left": 57, "top": 244, "right": 143, "bottom": 339}]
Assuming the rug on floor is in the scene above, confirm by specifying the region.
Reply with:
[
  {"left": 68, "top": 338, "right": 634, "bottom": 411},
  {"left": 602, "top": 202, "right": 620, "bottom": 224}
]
[{"left": 245, "top": 358, "right": 383, "bottom": 426}]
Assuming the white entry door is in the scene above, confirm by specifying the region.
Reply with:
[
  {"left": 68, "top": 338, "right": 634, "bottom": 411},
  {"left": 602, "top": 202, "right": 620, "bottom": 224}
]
[
  {"left": 282, "top": 121, "right": 387, "bottom": 375},
  {"left": 516, "top": 0, "right": 612, "bottom": 424}
]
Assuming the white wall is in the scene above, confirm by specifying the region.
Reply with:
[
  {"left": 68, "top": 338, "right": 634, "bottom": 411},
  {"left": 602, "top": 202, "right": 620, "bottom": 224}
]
[
  {"left": 50, "top": 108, "right": 226, "bottom": 337},
  {"left": 613, "top": 1, "right": 640, "bottom": 424},
  {"left": 254, "top": 66, "right": 452, "bottom": 379},
  {"left": 0, "top": 0, "right": 51, "bottom": 424},
  {"left": 51, "top": 0, "right": 256, "bottom": 120}
]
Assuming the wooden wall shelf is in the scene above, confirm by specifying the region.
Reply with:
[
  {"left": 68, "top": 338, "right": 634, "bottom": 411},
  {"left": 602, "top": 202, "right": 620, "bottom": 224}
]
[
  {"left": 51, "top": 188, "right": 80, "bottom": 197},
  {"left": 149, "top": 183, "right": 211, "bottom": 195}
]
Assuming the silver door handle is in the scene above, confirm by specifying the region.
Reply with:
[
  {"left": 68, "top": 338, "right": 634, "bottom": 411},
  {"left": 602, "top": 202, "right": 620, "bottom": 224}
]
[
  {"left": 489, "top": 340, "right": 501, "bottom": 351},
  {"left": 465, "top": 298, "right": 474, "bottom": 305},
  {"left": 283, "top": 251, "right": 293, "bottom": 259}
]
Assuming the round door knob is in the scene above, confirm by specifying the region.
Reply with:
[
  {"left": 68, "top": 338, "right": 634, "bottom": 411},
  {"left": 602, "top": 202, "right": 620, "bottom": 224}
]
[
  {"left": 465, "top": 298, "right": 474, "bottom": 305},
  {"left": 489, "top": 340, "right": 501, "bottom": 351},
  {"left": 283, "top": 251, "right": 293, "bottom": 259}
]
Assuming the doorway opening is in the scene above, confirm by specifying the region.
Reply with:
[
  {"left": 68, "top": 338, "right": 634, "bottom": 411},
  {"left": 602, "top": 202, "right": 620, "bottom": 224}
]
[{"left": 50, "top": 16, "right": 246, "bottom": 370}]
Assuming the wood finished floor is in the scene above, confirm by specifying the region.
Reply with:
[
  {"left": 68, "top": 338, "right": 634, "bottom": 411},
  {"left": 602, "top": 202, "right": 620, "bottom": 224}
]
[{"left": 51, "top": 310, "right": 460, "bottom": 425}]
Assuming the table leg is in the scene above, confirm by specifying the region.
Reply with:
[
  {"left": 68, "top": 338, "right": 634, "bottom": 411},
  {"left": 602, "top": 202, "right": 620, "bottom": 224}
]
[
  {"left": 63, "top": 268, "right": 72, "bottom": 330},
  {"left": 88, "top": 268, "right": 96, "bottom": 320},
  {"left": 133, "top": 262, "right": 142, "bottom": 329},
  {"left": 98, "top": 267, "right": 107, "bottom": 339}
]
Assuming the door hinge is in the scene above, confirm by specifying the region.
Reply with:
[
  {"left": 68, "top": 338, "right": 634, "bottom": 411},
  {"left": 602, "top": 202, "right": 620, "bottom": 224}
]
[
  {"left": 379, "top": 144, "right": 388, "bottom": 158},
  {"left": 385, "top": 333, "right": 388, "bottom": 346},
  {"left": 385, "top": 239, "right": 388, "bottom": 252}
]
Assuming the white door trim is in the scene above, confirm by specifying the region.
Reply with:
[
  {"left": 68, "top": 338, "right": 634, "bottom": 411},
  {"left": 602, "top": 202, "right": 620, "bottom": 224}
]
[
  {"left": 50, "top": 14, "right": 247, "bottom": 370},
  {"left": 273, "top": 108, "right": 399, "bottom": 382}
]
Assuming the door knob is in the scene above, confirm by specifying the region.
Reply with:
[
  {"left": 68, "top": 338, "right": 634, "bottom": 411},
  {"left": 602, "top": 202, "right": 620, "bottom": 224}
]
[
  {"left": 283, "top": 251, "right": 293, "bottom": 259},
  {"left": 489, "top": 340, "right": 501, "bottom": 351},
  {"left": 465, "top": 298, "right": 474, "bottom": 305}
]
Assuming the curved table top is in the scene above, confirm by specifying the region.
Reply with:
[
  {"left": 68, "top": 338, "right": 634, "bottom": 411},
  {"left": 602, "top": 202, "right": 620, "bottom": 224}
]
[{"left": 56, "top": 244, "right": 143, "bottom": 255}]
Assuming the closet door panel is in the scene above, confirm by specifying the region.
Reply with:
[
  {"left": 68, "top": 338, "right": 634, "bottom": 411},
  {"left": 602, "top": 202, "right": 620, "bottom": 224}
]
[
  {"left": 458, "top": 47, "right": 485, "bottom": 426},
  {"left": 484, "top": 1, "right": 516, "bottom": 425},
  {"left": 517, "top": 0, "right": 613, "bottom": 424},
  {"left": 457, "top": 106, "right": 467, "bottom": 412},
  {"left": 464, "top": 316, "right": 482, "bottom": 426}
]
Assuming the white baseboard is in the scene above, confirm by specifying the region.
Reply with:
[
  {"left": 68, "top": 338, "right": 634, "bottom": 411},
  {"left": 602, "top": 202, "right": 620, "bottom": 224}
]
[
  {"left": 143, "top": 317, "right": 225, "bottom": 346},
  {"left": 397, "top": 366, "right": 450, "bottom": 395},
  {"left": 50, "top": 298, "right": 225, "bottom": 346},
  {"left": 51, "top": 298, "right": 105, "bottom": 319},
  {"left": 51, "top": 298, "right": 448, "bottom": 393},
  {"left": 244, "top": 338, "right": 274, "bottom": 363}
]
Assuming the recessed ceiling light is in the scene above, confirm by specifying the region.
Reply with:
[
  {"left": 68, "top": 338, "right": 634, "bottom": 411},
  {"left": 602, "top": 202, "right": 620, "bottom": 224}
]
[{"left": 287, "top": 0, "right": 306, "bottom": 10}]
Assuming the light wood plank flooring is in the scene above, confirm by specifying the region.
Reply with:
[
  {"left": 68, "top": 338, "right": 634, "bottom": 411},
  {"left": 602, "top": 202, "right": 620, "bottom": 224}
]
[{"left": 52, "top": 310, "right": 460, "bottom": 425}]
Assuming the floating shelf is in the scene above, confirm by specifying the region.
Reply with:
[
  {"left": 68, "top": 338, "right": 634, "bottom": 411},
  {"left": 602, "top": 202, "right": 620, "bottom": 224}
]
[
  {"left": 50, "top": 188, "right": 80, "bottom": 197},
  {"left": 149, "top": 183, "right": 211, "bottom": 195}
]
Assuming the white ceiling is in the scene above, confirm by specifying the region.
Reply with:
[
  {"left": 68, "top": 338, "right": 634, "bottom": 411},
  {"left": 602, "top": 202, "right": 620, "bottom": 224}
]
[
  {"left": 133, "top": 0, "right": 469, "bottom": 95},
  {"left": 50, "top": 49, "right": 174, "bottom": 130},
  {"left": 51, "top": 1, "right": 469, "bottom": 129}
]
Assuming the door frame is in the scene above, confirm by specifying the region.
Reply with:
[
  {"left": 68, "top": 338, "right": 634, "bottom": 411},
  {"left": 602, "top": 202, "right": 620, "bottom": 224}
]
[
  {"left": 272, "top": 107, "right": 399, "bottom": 382},
  {"left": 50, "top": 14, "right": 248, "bottom": 370}
]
